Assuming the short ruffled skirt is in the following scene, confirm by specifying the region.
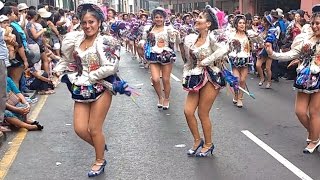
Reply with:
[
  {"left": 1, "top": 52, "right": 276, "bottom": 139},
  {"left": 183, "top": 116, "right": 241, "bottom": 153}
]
[
  {"left": 293, "top": 62, "right": 320, "bottom": 94},
  {"left": 61, "top": 74, "right": 106, "bottom": 103},
  {"left": 229, "top": 57, "right": 250, "bottom": 68},
  {"left": 127, "top": 34, "right": 139, "bottom": 41},
  {"left": 182, "top": 67, "right": 226, "bottom": 92},
  {"left": 294, "top": 73, "right": 320, "bottom": 94},
  {"left": 146, "top": 51, "right": 176, "bottom": 65}
]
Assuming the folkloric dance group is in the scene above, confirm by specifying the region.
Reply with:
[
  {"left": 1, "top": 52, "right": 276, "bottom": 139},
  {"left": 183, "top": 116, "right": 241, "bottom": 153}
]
[{"left": 53, "top": 2, "right": 320, "bottom": 177}]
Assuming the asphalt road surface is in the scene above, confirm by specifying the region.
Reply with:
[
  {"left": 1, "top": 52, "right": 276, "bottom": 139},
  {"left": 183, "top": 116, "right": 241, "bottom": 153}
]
[{"left": 1, "top": 50, "right": 320, "bottom": 180}]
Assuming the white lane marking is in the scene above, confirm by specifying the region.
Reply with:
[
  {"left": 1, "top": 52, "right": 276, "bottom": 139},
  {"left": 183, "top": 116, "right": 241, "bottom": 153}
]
[
  {"left": 241, "top": 130, "right": 313, "bottom": 180},
  {"left": 170, "top": 73, "right": 181, "bottom": 82}
]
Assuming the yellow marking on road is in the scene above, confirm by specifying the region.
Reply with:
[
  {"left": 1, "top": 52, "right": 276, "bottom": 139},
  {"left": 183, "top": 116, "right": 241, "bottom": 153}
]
[{"left": 0, "top": 95, "right": 48, "bottom": 180}]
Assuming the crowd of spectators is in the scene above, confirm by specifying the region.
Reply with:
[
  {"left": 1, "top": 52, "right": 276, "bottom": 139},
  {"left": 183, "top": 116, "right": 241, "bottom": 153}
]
[{"left": 0, "top": 2, "right": 81, "bottom": 142}]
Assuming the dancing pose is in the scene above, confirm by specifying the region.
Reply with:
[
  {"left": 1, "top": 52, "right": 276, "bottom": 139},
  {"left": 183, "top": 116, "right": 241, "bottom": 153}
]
[
  {"left": 54, "top": 3, "right": 120, "bottom": 177},
  {"left": 255, "top": 14, "right": 277, "bottom": 89},
  {"left": 182, "top": 5, "right": 229, "bottom": 157},
  {"left": 142, "top": 7, "right": 179, "bottom": 110},
  {"left": 136, "top": 12, "right": 148, "bottom": 65},
  {"left": 228, "top": 15, "right": 251, "bottom": 107},
  {"left": 265, "top": 5, "right": 320, "bottom": 154}
]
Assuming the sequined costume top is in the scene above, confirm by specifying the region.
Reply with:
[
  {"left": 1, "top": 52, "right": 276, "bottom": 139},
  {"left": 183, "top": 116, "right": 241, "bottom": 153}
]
[
  {"left": 142, "top": 25, "right": 180, "bottom": 54},
  {"left": 54, "top": 31, "right": 120, "bottom": 87},
  {"left": 229, "top": 33, "right": 250, "bottom": 56},
  {"left": 269, "top": 32, "right": 320, "bottom": 93},
  {"left": 182, "top": 30, "right": 229, "bottom": 90}
]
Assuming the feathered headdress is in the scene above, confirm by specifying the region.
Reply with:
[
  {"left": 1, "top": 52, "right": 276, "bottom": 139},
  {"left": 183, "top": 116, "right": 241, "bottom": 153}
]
[{"left": 205, "top": 5, "right": 226, "bottom": 29}]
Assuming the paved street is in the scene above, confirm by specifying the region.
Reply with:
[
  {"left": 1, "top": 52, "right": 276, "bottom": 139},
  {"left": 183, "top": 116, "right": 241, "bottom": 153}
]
[{"left": 1, "top": 50, "right": 320, "bottom": 180}]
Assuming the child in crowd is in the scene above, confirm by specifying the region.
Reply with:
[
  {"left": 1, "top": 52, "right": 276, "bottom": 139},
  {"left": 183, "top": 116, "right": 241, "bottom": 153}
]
[{"left": 0, "top": 15, "right": 18, "bottom": 61}]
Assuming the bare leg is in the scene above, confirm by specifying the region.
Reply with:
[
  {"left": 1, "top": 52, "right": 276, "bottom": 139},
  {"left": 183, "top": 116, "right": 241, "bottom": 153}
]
[
  {"left": 150, "top": 64, "right": 163, "bottom": 102},
  {"left": 134, "top": 42, "right": 138, "bottom": 58},
  {"left": 41, "top": 52, "right": 50, "bottom": 75},
  {"left": 256, "top": 57, "right": 266, "bottom": 84},
  {"left": 184, "top": 91, "right": 201, "bottom": 149},
  {"left": 198, "top": 83, "right": 220, "bottom": 152},
  {"left": 305, "top": 92, "right": 320, "bottom": 149},
  {"left": 238, "top": 66, "right": 249, "bottom": 105},
  {"left": 161, "top": 64, "right": 173, "bottom": 106},
  {"left": 74, "top": 102, "right": 93, "bottom": 146},
  {"left": 88, "top": 91, "right": 112, "bottom": 171},
  {"left": 5, "top": 117, "right": 38, "bottom": 130},
  {"left": 265, "top": 58, "right": 273, "bottom": 86},
  {"left": 295, "top": 92, "right": 311, "bottom": 132}
]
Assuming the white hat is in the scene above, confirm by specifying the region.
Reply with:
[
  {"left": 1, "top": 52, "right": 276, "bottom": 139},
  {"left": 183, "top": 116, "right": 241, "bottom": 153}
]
[
  {"left": 17, "top": 3, "right": 29, "bottom": 11},
  {"left": 38, "top": 8, "right": 52, "bottom": 18},
  {"left": 276, "top": 8, "right": 284, "bottom": 17},
  {"left": 0, "top": 2, "right": 4, "bottom": 11},
  {"left": 0, "top": 15, "right": 9, "bottom": 23}
]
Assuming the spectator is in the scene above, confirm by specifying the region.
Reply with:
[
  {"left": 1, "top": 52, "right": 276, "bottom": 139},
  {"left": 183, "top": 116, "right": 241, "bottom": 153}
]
[
  {"left": 25, "top": 64, "right": 55, "bottom": 95},
  {"left": 0, "top": 1, "right": 9, "bottom": 140},
  {"left": 1, "top": 6, "right": 28, "bottom": 90},
  {"left": 17, "top": 3, "right": 28, "bottom": 29},
  {"left": 39, "top": 8, "right": 61, "bottom": 57},
  {"left": 26, "top": 9, "right": 46, "bottom": 70},
  {"left": 5, "top": 76, "right": 43, "bottom": 130},
  {"left": 67, "top": 15, "right": 80, "bottom": 32},
  {"left": 256, "top": 14, "right": 275, "bottom": 88},
  {"left": 0, "top": 15, "right": 18, "bottom": 63}
]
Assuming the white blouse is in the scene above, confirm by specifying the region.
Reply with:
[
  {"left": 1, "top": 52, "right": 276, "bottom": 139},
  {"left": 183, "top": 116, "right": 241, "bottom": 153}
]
[
  {"left": 54, "top": 31, "right": 120, "bottom": 86},
  {"left": 228, "top": 33, "right": 251, "bottom": 58},
  {"left": 270, "top": 32, "right": 320, "bottom": 74},
  {"left": 183, "top": 30, "right": 229, "bottom": 77},
  {"left": 141, "top": 25, "right": 180, "bottom": 53}
]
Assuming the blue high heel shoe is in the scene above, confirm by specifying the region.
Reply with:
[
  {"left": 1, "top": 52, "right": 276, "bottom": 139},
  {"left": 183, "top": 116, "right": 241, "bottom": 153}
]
[
  {"left": 88, "top": 159, "right": 107, "bottom": 177},
  {"left": 195, "top": 143, "right": 215, "bottom": 157},
  {"left": 187, "top": 139, "right": 204, "bottom": 156}
]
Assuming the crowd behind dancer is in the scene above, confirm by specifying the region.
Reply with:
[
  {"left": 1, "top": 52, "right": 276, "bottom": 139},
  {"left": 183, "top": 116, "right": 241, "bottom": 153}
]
[
  {"left": 0, "top": 1, "right": 319, "bottom": 179},
  {"left": 0, "top": 2, "right": 84, "bottom": 142}
]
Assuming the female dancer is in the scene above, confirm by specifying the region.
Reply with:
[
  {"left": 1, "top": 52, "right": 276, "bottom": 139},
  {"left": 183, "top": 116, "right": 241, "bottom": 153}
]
[
  {"left": 178, "top": 14, "right": 196, "bottom": 62},
  {"left": 265, "top": 5, "right": 320, "bottom": 153},
  {"left": 107, "top": 8, "right": 116, "bottom": 24},
  {"left": 54, "top": 3, "right": 120, "bottom": 177},
  {"left": 255, "top": 15, "right": 275, "bottom": 88},
  {"left": 102, "top": 8, "right": 116, "bottom": 35},
  {"left": 183, "top": 5, "right": 229, "bottom": 157},
  {"left": 143, "top": 7, "right": 179, "bottom": 110},
  {"left": 228, "top": 15, "right": 251, "bottom": 107},
  {"left": 136, "top": 13, "right": 148, "bottom": 65}
]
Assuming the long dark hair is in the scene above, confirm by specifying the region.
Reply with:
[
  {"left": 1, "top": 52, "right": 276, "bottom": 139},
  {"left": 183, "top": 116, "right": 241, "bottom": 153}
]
[
  {"left": 234, "top": 15, "right": 246, "bottom": 32},
  {"left": 27, "top": 10, "right": 38, "bottom": 21}
]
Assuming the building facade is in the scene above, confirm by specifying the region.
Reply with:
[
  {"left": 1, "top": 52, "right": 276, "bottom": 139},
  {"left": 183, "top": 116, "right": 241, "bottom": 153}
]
[
  {"left": 3, "top": 0, "right": 317, "bottom": 16},
  {"left": 157, "top": 0, "right": 311, "bottom": 16}
]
